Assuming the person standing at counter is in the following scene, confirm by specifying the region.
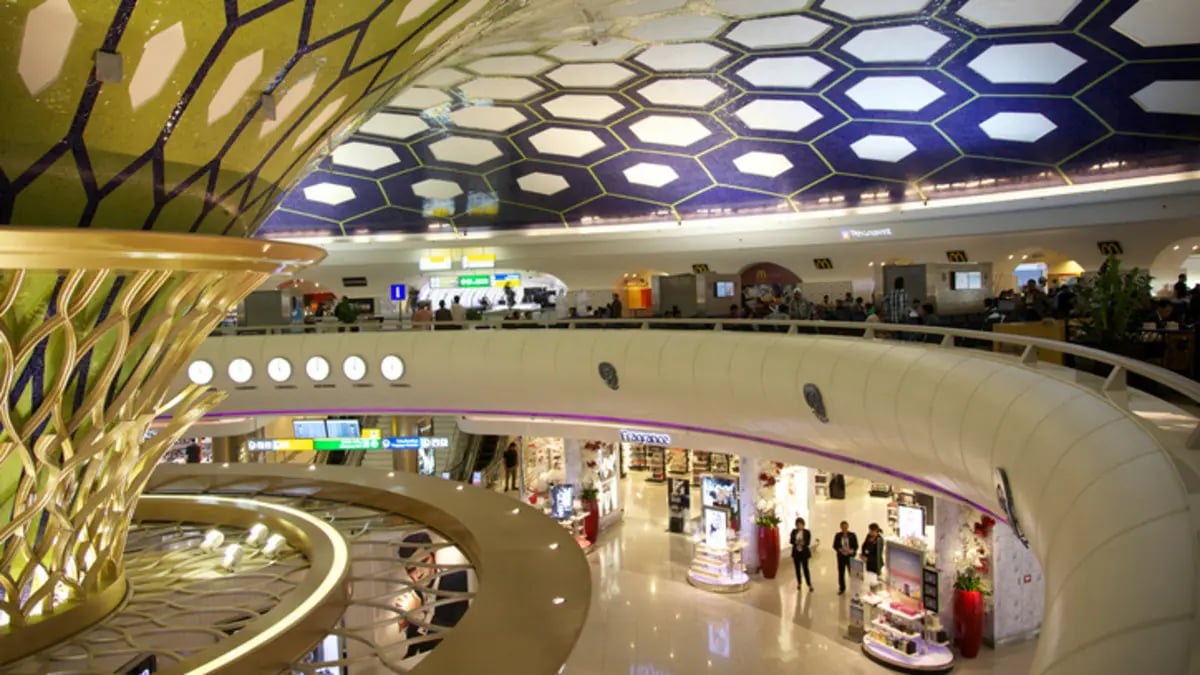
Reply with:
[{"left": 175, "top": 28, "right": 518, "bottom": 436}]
[
  {"left": 790, "top": 517, "right": 813, "bottom": 592},
  {"left": 834, "top": 521, "right": 858, "bottom": 595},
  {"left": 861, "top": 523, "right": 884, "bottom": 575}
]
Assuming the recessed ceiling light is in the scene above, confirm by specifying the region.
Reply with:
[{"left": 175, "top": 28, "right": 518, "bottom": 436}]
[
  {"left": 307, "top": 465, "right": 316, "bottom": 471},
  {"left": 1021, "top": 255, "right": 1028, "bottom": 260},
  {"left": 1174, "top": 245, "right": 1180, "bottom": 250},
  {"left": 868, "top": 261, "right": 874, "bottom": 267},
  {"left": 552, "top": 597, "right": 565, "bottom": 605},
  {"left": 1008, "top": 254, "right": 1014, "bottom": 260},
  {"left": 548, "top": 542, "right": 559, "bottom": 550},
  {"left": 511, "top": 508, "right": 520, "bottom": 514}
]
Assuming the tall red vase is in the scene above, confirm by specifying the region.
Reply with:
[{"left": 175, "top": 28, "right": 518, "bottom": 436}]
[
  {"left": 757, "top": 525, "right": 780, "bottom": 579},
  {"left": 954, "top": 589, "right": 984, "bottom": 658},
  {"left": 582, "top": 498, "right": 600, "bottom": 543}
]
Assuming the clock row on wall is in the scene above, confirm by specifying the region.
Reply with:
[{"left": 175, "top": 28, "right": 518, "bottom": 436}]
[{"left": 187, "top": 354, "right": 407, "bottom": 386}]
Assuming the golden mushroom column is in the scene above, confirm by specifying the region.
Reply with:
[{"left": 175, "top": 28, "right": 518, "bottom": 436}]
[{"left": 0, "top": 230, "right": 323, "bottom": 663}]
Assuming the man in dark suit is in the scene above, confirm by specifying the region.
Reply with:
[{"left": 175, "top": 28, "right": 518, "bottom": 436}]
[
  {"left": 861, "top": 523, "right": 884, "bottom": 576},
  {"left": 789, "top": 517, "right": 813, "bottom": 591},
  {"left": 833, "top": 521, "right": 858, "bottom": 595}
]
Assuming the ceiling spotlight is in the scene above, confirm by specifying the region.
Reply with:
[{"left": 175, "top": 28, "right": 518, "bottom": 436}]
[
  {"left": 548, "top": 542, "right": 559, "bottom": 550},
  {"left": 1008, "top": 254, "right": 1014, "bottom": 260},
  {"left": 552, "top": 597, "right": 566, "bottom": 605},
  {"left": 1193, "top": 245, "right": 1198, "bottom": 251},
  {"left": 511, "top": 508, "right": 520, "bottom": 515},
  {"left": 387, "top": 471, "right": 395, "bottom": 478},
  {"left": 307, "top": 464, "right": 316, "bottom": 471},
  {"left": 868, "top": 261, "right": 874, "bottom": 267},
  {"left": 1174, "top": 245, "right": 1180, "bottom": 250},
  {"left": 1021, "top": 255, "right": 1028, "bottom": 260}
]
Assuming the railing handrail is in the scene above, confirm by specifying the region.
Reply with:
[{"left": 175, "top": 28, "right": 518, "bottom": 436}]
[{"left": 208, "top": 318, "right": 1200, "bottom": 411}]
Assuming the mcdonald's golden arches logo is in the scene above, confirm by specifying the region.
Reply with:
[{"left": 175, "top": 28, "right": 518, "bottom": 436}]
[
  {"left": 946, "top": 250, "right": 968, "bottom": 263},
  {"left": 1096, "top": 241, "right": 1123, "bottom": 256},
  {"left": 813, "top": 258, "right": 834, "bottom": 270}
]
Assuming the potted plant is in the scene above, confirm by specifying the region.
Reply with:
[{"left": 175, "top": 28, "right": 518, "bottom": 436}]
[
  {"left": 953, "top": 567, "right": 989, "bottom": 658},
  {"left": 755, "top": 511, "right": 782, "bottom": 579},
  {"left": 580, "top": 485, "right": 600, "bottom": 543},
  {"left": 334, "top": 296, "right": 358, "bottom": 332},
  {"left": 1070, "top": 256, "right": 1152, "bottom": 359}
]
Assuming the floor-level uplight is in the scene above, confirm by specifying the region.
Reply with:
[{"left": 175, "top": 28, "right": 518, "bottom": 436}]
[
  {"left": 199, "top": 529, "right": 225, "bottom": 553},
  {"left": 221, "top": 544, "right": 243, "bottom": 571}
]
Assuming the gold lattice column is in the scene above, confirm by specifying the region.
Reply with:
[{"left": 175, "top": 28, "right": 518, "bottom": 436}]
[{"left": 0, "top": 229, "right": 323, "bottom": 664}]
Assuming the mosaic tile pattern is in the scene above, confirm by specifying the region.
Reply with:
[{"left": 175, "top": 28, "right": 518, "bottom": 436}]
[
  {"left": 259, "top": 0, "right": 1200, "bottom": 237},
  {"left": 0, "top": 0, "right": 506, "bottom": 236}
]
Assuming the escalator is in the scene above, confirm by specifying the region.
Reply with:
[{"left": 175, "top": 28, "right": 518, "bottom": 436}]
[
  {"left": 449, "top": 434, "right": 503, "bottom": 484},
  {"left": 471, "top": 435, "right": 501, "bottom": 483}
]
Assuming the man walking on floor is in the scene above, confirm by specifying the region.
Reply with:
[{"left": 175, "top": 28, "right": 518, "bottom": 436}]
[
  {"left": 834, "top": 521, "right": 858, "bottom": 595},
  {"left": 502, "top": 441, "right": 519, "bottom": 492}
]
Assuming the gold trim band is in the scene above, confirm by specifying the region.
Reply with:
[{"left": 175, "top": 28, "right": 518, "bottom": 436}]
[
  {"left": 0, "top": 228, "right": 325, "bottom": 273},
  {"left": 0, "top": 574, "right": 129, "bottom": 665}
]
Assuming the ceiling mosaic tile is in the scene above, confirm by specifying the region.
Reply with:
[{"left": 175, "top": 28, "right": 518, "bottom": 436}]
[
  {"left": 850, "top": 135, "right": 919, "bottom": 163},
  {"left": 428, "top": 136, "right": 503, "bottom": 165},
  {"left": 627, "top": 114, "right": 713, "bottom": 148},
  {"left": 1133, "top": 80, "right": 1200, "bottom": 116},
  {"left": 956, "top": 0, "right": 1083, "bottom": 28},
  {"left": 528, "top": 128, "right": 607, "bottom": 158},
  {"left": 546, "top": 39, "right": 640, "bottom": 61},
  {"left": 547, "top": 63, "right": 639, "bottom": 88},
  {"left": 734, "top": 55, "right": 836, "bottom": 90},
  {"left": 540, "top": 94, "right": 628, "bottom": 122},
  {"left": 622, "top": 162, "right": 681, "bottom": 188},
  {"left": 840, "top": 25, "right": 952, "bottom": 63},
  {"left": 819, "top": 0, "right": 932, "bottom": 20},
  {"left": 331, "top": 142, "right": 403, "bottom": 172},
  {"left": 733, "top": 152, "right": 795, "bottom": 179},
  {"left": 448, "top": 106, "right": 529, "bottom": 132},
  {"left": 517, "top": 172, "right": 570, "bottom": 196},
  {"left": 635, "top": 43, "right": 731, "bottom": 71},
  {"left": 844, "top": 76, "right": 946, "bottom": 113},
  {"left": 127, "top": 21, "right": 187, "bottom": 110},
  {"left": 457, "top": 76, "right": 545, "bottom": 101},
  {"left": 303, "top": 182, "right": 357, "bottom": 206},
  {"left": 715, "top": 0, "right": 814, "bottom": 16},
  {"left": 967, "top": 43, "right": 1086, "bottom": 84},
  {"left": 628, "top": 15, "right": 726, "bottom": 42},
  {"left": 734, "top": 99, "right": 823, "bottom": 133},
  {"left": 17, "top": 0, "right": 78, "bottom": 97},
  {"left": 636, "top": 78, "right": 725, "bottom": 108},
  {"left": 1112, "top": 0, "right": 1200, "bottom": 47},
  {"left": 726, "top": 15, "right": 832, "bottom": 49},
  {"left": 412, "top": 178, "right": 464, "bottom": 200},
  {"left": 978, "top": 112, "right": 1058, "bottom": 143},
  {"left": 358, "top": 113, "right": 430, "bottom": 141}
]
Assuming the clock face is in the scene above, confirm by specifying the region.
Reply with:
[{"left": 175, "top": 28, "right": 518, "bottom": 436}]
[
  {"left": 188, "top": 360, "right": 214, "bottom": 385},
  {"left": 306, "top": 356, "right": 330, "bottom": 382},
  {"left": 267, "top": 357, "right": 292, "bottom": 383},
  {"left": 343, "top": 355, "right": 367, "bottom": 381},
  {"left": 227, "top": 358, "right": 253, "bottom": 384},
  {"left": 380, "top": 355, "right": 405, "bottom": 381}
]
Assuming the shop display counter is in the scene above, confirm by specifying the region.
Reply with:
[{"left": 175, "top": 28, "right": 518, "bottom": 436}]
[{"left": 687, "top": 540, "right": 749, "bottom": 594}]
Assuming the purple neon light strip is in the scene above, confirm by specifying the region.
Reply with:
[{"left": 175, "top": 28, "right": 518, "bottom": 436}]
[{"left": 193, "top": 406, "right": 1001, "bottom": 518}]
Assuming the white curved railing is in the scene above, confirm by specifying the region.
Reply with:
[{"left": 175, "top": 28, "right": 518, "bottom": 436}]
[{"left": 190, "top": 321, "right": 1200, "bottom": 675}]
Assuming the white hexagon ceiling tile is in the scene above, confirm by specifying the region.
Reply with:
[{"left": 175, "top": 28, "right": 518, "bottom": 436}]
[
  {"left": 636, "top": 43, "right": 730, "bottom": 71},
  {"left": 957, "top": 0, "right": 1082, "bottom": 28},
  {"left": 428, "top": 137, "right": 503, "bottom": 165},
  {"left": 412, "top": 179, "right": 464, "bottom": 200},
  {"left": 850, "top": 135, "right": 918, "bottom": 163},
  {"left": 517, "top": 172, "right": 571, "bottom": 196},
  {"left": 1113, "top": 0, "right": 1200, "bottom": 47},
  {"left": 1133, "top": 81, "right": 1200, "bottom": 116},
  {"left": 846, "top": 76, "right": 945, "bottom": 112},
  {"left": 529, "top": 128, "right": 605, "bottom": 157},
  {"left": 727, "top": 16, "right": 831, "bottom": 49},
  {"left": 458, "top": 77, "right": 544, "bottom": 101},
  {"left": 841, "top": 25, "right": 950, "bottom": 63},
  {"left": 303, "top": 183, "right": 356, "bottom": 206},
  {"left": 249, "top": 0, "right": 1200, "bottom": 237},
  {"left": 736, "top": 56, "right": 833, "bottom": 89},
  {"left": 448, "top": 106, "right": 528, "bottom": 132},
  {"left": 542, "top": 94, "right": 627, "bottom": 122},
  {"left": 623, "top": 163, "right": 680, "bottom": 188},
  {"left": 637, "top": 79, "right": 725, "bottom": 108},
  {"left": 358, "top": 112, "right": 429, "bottom": 140},
  {"left": 967, "top": 43, "right": 1086, "bottom": 85},
  {"left": 331, "top": 142, "right": 402, "bottom": 171},
  {"left": 629, "top": 115, "right": 712, "bottom": 147},
  {"left": 821, "top": 0, "right": 932, "bottom": 19},
  {"left": 733, "top": 152, "right": 794, "bottom": 178},
  {"left": 978, "top": 112, "right": 1058, "bottom": 143},
  {"left": 735, "top": 100, "right": 823, "bottom": 133}
]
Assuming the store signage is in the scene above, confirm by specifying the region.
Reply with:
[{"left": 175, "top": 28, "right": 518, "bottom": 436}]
[
  {"left": 246, "top": 438, "right": 385, "bottom": 451},
  {"left": 419, "top": 255, "right": 452, "bottom": 271},
  {"left": 380, "top": 436, "right": 451, "bottom": 450},
  {"left": 691, "top": 263, "right": 710, "bottom": 273},
  {"left": 458, "top": 274, "right": 491, "bottom": 288},
  {"left": 945, "top": 250, "right": 968, "bottom": 263},
  {"left": 1097, "top": 240, "right": 1123, "bottom": 256},
  {"left": 462, "top": 253, "right": 496, "bottom": 269},
  {"left": 813, "top": 258, "right": 834, "bottom": 270},
  {"left": 361, "top": 428, "right": 382, "bottom": 439},
  {"left": 492, "top": 272, "right": 521, "bottom": 287},
  {"left": 840, "top": 227, "right": 893, "bottom": 240},
  {"left": 389, "top": 284, "right": 407, "bottom": 301},
  {"left": 619, "top": 429, "right": 671, "bottom": 445}
]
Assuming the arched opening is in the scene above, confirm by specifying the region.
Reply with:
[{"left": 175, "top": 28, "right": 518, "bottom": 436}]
[{"left": 1148, "top": 236, "right": 1200, "bottom": 297}]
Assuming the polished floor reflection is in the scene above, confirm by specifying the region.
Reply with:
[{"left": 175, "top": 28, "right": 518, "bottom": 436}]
[{"left": 561, "top": 475, "right": 1037, "bottom": 674}]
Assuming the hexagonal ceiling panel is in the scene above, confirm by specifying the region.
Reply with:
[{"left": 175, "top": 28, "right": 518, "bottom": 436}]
[{"left": 247, "top": 0, "right": 1200, "bottom": 237}]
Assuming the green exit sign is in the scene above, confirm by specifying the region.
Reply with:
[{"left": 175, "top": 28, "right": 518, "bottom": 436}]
[
  {"left": 458, "top": 275, "right": 491, "bottom": 288},
  {"left": 313, "top": 438, "right": 381, "bottom": 451}
]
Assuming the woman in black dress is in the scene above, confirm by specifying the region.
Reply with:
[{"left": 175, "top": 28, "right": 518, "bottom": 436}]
[{"left": 789, "top": 517, "right": 813, "bottom": 591}]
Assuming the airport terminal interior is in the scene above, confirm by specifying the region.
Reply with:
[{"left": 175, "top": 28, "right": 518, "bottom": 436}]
[{"left": 1, "top": 0, "right": 1199, "bottom": 674}]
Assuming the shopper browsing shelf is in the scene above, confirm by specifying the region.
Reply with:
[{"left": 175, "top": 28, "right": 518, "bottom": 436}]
[
  {"left": 861, "top": 522, "right": 884, "bottom": 575},
  {"left": 790, "top": 517, "right": 813, "bottom": 592},
  {"left": 833, "top": 521, "right": 858, "bottom": 595}
]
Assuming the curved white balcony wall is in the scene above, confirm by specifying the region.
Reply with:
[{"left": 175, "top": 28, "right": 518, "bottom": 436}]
[{"left": 181, "top": 330, "right": 1198, "bottom": 675}]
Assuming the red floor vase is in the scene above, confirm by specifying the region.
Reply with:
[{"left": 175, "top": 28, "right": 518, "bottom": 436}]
[
  {"left": 583, "top": 498, "right": 600, "bottom": 542},
  {"left": 954, "top": 589, "right": 984, "bottom": 658},
  {"left": 757, "top": 525, "right": 780, "bottom": 579}
]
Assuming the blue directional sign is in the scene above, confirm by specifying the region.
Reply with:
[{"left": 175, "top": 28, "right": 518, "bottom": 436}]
[{"left": 390, "top": 284, "right": 407, "bottom": 301}]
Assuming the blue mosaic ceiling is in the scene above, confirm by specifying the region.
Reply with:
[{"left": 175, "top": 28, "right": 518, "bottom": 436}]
[{"left": 260, "top": 0, "right": 1200, "bottom": 238}]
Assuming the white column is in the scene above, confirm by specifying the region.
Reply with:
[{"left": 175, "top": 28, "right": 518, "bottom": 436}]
[
  {"left": 933, "top": 497, "right": 962, "bottom": 635},
  {"left": 563, "top": 438, "right": 582, "bottom": 487},
  {"left": 738, "top": 455, "right": 760, "bottom": 573}
]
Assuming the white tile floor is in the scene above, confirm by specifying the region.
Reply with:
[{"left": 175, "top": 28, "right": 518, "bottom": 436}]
[{"left": 559, "top": 474, "right": 1037, "bottom": 675}]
